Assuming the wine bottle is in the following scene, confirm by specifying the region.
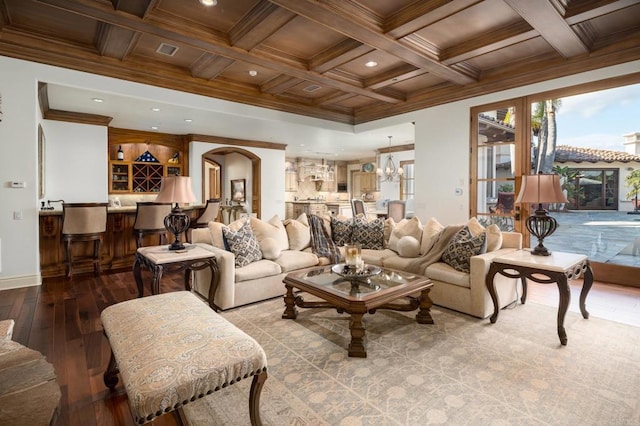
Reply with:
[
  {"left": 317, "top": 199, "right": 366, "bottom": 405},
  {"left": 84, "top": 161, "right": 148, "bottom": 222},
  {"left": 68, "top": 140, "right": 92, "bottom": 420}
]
[{"left": 117, "top": 145, "right": 124, "bottom": 160}]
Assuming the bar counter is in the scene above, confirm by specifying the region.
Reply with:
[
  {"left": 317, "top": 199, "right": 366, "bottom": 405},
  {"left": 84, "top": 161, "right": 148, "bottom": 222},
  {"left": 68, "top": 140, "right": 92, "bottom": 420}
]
[{"left": 39, "top": 205, "right": 203, "bottom": 279}]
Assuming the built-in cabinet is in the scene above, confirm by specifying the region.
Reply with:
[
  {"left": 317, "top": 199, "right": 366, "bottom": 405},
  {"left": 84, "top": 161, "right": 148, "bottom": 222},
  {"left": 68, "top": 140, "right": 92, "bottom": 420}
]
[
  {"left": 108, "top": 128, "right": 188, "bottom": 194},
  {"left": 285, "top": 171, "right": 298, "bottom": 192},
  {"left": 285, "top": 202, "right": 327, "bottom": 219},
  {"left": 352, "top": 171, "right": 377, "bottom": 195}
]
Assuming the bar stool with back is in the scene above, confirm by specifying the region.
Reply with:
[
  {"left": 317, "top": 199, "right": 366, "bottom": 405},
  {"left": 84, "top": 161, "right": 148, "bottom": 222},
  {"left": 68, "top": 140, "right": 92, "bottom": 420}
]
[
  {"left": 133, "top": 202, "right": 172, "bottom": 248},
  {"left": 188, "top": 198, "right": 221, "bottom": 242},
  {"left": 351, "top": 199, "right": 365, "bottom": 217},
  {"left": 61, "top": 202, "right": 108, "bottom": 278}
]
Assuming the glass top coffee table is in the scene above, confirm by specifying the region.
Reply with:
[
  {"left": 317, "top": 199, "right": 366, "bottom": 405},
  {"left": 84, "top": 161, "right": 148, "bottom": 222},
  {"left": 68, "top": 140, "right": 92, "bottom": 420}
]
[{"left": 282, "top": 264, "right": 434, "bottom": 358}]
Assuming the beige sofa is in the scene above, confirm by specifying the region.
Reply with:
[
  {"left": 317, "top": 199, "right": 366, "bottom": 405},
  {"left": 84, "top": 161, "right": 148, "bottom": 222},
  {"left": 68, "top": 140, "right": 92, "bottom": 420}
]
[{"left": 191, "top": 214, "right": 522, "bottom": 318}]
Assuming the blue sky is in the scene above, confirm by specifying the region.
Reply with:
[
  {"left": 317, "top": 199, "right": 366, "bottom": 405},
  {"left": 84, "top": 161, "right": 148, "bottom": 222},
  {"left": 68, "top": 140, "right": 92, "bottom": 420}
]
[{"left": 554, "top": 83, "right": 640, "bottom": 152}]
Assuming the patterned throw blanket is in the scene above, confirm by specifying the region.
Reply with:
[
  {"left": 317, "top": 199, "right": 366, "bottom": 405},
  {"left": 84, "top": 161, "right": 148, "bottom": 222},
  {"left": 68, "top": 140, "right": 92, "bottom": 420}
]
[{"left": 307, "top": 215, "right": 341, "bottom": 264}]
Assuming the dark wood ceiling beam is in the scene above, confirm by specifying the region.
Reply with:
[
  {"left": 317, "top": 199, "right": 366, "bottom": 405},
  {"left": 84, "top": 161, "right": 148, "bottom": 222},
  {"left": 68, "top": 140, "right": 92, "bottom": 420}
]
[
  {"left": 385, "top": 0, "right": 483, "bottom": 38},
  {"left": 190, "top": 53, "right": 235, "bottom": 80},
  {"left": 95, "top": 22, "right": 139, "bottom": 60},
  {"left": 440, "top": 21, "right": 537, "bottom": 65},
  {"left": 504, "top": 0, "right": 589, "bottom": 58},
  {"left": 267, "top": 0, "right": 476, "bottom": 85},
  {"left": 261, "top": 75, "right": 303, "bottom": 94},
  {"left": 564, "top": 0, "right": 639, "bottom": 23},
  {"left": 314, "top": 91, "right": 356, "bottom": 106},
  {"left": 229, "top": 0, "right": 296, "bottom": 51},
  {"left": 36, "top": 0, "right": 403, "bottom": 104},
  {"left": 364, "top": 64, "right": 425, "bottom": 90},
  {"left": 309, "top": 39, "right": 374, "bottom": 74},
  {"left": 111, "top": 0, "right": 152, "bottom": 18}
]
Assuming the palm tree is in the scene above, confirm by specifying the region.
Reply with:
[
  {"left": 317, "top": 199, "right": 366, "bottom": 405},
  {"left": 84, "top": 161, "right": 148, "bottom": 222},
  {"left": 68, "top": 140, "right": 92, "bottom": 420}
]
[
  {"left": 625, "top": 169, "right": 640, "bottom": 213},
  {"left": 532, "top": 99, "right": 562, "bottom": 174}
]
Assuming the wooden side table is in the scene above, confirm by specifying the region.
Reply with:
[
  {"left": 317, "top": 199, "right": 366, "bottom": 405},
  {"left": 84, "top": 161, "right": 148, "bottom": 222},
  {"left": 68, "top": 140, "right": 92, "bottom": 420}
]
[
  {"left": 486, "top": 250, "right": 593, "bottom": 345},
  {"left": 133, "top": 244, "right": 220, "bottom": 310}
]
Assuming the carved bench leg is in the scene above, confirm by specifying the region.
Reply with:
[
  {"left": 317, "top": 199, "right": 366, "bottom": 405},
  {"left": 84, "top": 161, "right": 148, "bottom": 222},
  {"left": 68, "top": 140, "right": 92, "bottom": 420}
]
[
  {"left": 103, "top": 350, "right": 119, "bottom": 390},
  {"left": 249, "top": 370, "right": 268, "bottom": 426}
]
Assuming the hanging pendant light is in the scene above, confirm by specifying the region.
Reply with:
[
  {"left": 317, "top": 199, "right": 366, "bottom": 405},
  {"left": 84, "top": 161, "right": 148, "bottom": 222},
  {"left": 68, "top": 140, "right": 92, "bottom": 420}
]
[{"left": 376, "top": 136, "right": 404, "bottom": 182}]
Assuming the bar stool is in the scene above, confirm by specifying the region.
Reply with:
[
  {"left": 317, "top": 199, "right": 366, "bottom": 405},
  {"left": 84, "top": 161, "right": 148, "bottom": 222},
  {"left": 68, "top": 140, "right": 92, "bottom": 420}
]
[
  {"left": 61, "top": 203, "right": 108, "bottom": 278},
  {"left": 193, "top": 198, "right": 221, "bottom": 228},
  {"left": 133, "top": 202, "right": 172, "bottom": 248},
  {"left": 351, "top": 199, "right": 365, "bottom": 217}
]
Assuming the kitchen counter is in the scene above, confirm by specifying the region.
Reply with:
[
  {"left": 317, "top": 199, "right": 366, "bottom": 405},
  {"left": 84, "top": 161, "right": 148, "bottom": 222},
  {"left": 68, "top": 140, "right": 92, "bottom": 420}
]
[{"left": 39, "top": 204, "right": 204, "bottom": 216}]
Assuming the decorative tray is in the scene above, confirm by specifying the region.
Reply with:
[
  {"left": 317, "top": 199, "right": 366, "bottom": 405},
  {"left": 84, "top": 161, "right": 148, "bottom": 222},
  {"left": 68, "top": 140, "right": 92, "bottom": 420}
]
[{"left": 331, "top": 263, "right": 381, "bottom": 280}]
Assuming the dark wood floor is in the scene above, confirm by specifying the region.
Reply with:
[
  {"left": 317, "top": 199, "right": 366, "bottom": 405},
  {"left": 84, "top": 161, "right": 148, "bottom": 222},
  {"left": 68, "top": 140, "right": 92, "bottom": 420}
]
[{"left": 1, "top": 271, "right": 639, "bottom": 425}]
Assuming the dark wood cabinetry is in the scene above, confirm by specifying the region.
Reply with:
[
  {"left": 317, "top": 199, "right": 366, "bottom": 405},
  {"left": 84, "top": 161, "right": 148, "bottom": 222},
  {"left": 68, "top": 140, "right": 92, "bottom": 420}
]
[{"left": 108, "top": 128, "right": 188, "bottom": 194}]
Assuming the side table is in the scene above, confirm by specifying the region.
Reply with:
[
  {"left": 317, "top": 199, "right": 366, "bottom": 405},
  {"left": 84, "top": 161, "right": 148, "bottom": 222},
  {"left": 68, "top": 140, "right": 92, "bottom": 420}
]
[
  {"left": 133, "top": 244, "right": 220, "bottom": 310},
  {"left": 486, "top": 250, "right": 593, "bottom": 345}
]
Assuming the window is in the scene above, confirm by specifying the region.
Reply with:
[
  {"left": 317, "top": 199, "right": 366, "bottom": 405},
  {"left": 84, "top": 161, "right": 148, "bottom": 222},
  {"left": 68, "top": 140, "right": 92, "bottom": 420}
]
[{"left": 400, "top": 160, "right": 414, "bottom": 201}]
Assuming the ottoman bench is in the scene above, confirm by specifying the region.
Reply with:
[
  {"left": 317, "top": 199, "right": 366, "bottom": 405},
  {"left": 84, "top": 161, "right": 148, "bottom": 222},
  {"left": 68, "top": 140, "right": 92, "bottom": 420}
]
[{"left": 101, "top": 291, "right": 268, "bottom": 425}]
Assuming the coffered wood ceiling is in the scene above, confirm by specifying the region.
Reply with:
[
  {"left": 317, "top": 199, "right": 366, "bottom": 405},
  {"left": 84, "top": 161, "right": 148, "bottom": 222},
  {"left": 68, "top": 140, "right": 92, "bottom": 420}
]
[{"left": 1, "top": 0, "right": 639, "bottom": 124}]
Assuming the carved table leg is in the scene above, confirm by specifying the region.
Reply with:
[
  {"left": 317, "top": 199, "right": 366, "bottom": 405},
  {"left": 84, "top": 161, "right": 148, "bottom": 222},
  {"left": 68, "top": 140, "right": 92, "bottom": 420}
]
[
  {"left": 520, "top": 277, "right": 528, "bottom": 304},
  {"left": 416, "top": 287, "right": 434, "bottom": 324},
  {"left": 579, "top": 262, "right": 593, "bottom": 319},
  {"left": 133, "top": 254, "right": 144, "bottom": 298},
  {"left": 556, "top": 273, "right": 571, "bottom": 345},
  {"left": 282, "top": 284, "right": 298, "bottom": 319},
  {"left": 486, "top": 262, "right": 502, "bottom": 323},
  {"left": 151, "top": 265, "right": 164, "bottom": 295},
  {"left": 348, "top": 312, "right": 367, "bottom": 358}
]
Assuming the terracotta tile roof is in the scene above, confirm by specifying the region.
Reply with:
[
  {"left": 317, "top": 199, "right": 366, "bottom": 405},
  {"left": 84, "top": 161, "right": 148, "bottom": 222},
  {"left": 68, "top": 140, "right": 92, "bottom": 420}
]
[{"left": 554, "top": 145, "right": 640, "bottom": 163}]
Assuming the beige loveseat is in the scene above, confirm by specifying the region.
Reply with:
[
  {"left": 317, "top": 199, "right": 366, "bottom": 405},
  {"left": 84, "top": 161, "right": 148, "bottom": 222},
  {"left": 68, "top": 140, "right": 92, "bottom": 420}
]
[{"left": 191, "top": 214, "right": 522, "bottom": 319}]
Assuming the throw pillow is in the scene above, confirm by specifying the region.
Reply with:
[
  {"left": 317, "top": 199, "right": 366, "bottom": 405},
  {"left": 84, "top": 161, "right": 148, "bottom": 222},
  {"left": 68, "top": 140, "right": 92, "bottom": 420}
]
[
  {"left": 207, "top": 218, "right": 245, "bottom": 250},
  {"left": 222, "top": 221, "right": 263, "bottom": 268},
  {"left": 284, "top": 213, "right": 311, "bottom": 251},
  {"left": 260, "top": 237, "right": 281, "bottom": 260},
  {"left": 351, "top": 215, "right": 385, "bottom": 249},
  {"left": 330, "top": 216, "right": 353, "bottom": 246},
  {"left": 441, "top": 226, "right": 486, "bottom": 273},
  {"left": 397, "top": 235, "right": 420, "bottom": 257},
  {"left": 250, "top": 214, "right": 289, "bottom": 251},
  {"left": 467, "top": 217, "right": 502, "bottom": 252},
  {"left": 420, "top": 217, "right": 444, "bottom": 255},
  {"left": 388, "top": 216, "right": 423, "bottom": 253}
]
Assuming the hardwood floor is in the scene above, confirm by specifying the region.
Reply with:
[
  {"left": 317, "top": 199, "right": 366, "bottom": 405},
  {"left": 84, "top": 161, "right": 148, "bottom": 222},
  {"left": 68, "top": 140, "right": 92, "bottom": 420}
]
[{"left": 1, "top": 271, "right": 639, "bottom": 425}]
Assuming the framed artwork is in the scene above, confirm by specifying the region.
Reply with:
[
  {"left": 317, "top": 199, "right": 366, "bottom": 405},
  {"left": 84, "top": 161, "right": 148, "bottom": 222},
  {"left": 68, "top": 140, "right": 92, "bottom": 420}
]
[
  {"left": 38, "top": 124, "right": 45, "bottom": 199},
  {"left": 231, "top": 178, "right": 246, "bottom": 202}
]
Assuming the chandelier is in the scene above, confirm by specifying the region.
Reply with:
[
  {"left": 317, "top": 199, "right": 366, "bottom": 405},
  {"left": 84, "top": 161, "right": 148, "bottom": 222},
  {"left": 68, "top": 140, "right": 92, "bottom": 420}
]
[{"left": 376, "top": 136, "right": 404, "bottom": 182}]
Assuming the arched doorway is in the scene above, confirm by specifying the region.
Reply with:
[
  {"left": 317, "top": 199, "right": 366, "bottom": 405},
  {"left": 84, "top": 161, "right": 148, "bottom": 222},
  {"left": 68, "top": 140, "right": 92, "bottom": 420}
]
[{"left": 201, "top": 147, "right": 262, "bottom": 219}]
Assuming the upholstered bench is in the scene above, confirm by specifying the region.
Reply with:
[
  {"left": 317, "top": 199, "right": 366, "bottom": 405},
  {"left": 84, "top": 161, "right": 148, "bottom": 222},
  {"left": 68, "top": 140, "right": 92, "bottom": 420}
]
[{"left": 101, "top": 291, "right": 268, "bottom": 425}]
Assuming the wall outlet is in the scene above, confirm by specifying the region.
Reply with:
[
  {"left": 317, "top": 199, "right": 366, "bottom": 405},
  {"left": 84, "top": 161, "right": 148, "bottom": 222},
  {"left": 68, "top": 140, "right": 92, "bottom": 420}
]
[{"left": 454, "top": 188, "right": 463, "bottom": 196}]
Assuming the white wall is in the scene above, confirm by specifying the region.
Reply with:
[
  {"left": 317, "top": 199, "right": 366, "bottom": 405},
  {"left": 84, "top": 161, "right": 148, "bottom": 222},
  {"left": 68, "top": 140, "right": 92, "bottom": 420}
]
[
  {"left": 41, "top": 120, "right": 108, "bottom": 203},
  {"left": 378, "top": 149, "right": 414, "bottom": 201}
]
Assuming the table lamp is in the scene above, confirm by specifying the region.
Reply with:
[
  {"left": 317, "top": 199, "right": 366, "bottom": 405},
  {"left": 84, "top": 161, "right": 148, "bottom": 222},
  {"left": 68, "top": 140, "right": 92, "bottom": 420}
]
[
  {"left": 515, "top": 172, "right": 568, "bottom": 256},
  {"left": 155, "top": 175, "right": 197, "bottom": 250}
]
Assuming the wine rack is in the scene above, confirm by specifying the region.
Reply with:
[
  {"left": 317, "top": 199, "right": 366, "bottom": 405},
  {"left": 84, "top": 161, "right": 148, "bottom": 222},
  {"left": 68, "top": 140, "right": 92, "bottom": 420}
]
[{"left": 132, "top": 163, "right": 164, "bottom": 193}]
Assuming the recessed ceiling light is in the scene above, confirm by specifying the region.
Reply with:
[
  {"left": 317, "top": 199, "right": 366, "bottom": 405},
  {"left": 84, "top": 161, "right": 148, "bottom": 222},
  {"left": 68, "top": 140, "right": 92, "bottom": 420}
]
[
  {"left": 184, "top": 119, "right": 193, "bottom": 123},
  {"left": 151, "top": 126, "right": 158, "bottom": 130},
  {"left": 249, "top": 70, "right": 258, "bottom": 77},
  {"left": 92, "top": 98, "right": 103, "bottom": 103},
  {"left": 365, "top": 61, "right": 378, "bottom": 68},
  {"left": 151, "top": 107, "right": 160, "bottom": 112},
  {"left": 199, "top": 0, "right": 217, "bottom": 6}
]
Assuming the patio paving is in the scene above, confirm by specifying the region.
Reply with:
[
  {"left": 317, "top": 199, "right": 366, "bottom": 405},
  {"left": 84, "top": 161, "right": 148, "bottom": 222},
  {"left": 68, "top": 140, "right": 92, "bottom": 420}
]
[{"left": 543, "top": 211, "right": 640, "bottom": 267}]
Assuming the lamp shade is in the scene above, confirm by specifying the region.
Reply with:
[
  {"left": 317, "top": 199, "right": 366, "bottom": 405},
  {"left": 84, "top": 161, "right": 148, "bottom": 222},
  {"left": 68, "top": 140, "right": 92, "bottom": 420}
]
[
  {"left": 155, "top": 176, "right": 197, "bottom": 204},
  {"left": 515, "top": 173, "right": 568, "bottom": 204}
]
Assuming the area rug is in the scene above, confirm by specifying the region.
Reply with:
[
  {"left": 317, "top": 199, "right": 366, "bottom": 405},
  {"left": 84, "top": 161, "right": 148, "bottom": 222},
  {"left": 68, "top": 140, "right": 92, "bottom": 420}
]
[{"left": 183, "top": 298, "right": 640, "bottom": 425}]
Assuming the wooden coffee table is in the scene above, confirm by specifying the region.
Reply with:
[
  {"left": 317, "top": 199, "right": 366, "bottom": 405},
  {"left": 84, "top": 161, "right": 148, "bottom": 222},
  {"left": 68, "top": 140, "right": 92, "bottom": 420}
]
[{"left": 282, "top": 265, "right": 434, "bottom": 357}]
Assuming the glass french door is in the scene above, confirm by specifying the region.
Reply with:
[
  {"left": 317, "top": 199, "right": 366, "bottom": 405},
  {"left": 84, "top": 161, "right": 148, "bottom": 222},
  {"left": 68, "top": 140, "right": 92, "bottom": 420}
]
[{"left": 471, "top": 99, "right": 526, "bottom": 232}]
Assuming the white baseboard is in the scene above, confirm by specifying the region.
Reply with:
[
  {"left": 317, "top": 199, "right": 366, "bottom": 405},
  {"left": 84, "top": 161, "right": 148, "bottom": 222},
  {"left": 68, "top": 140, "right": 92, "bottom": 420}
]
[{"left": 0, "top": 274, "right": 41, "bottom": 291}]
